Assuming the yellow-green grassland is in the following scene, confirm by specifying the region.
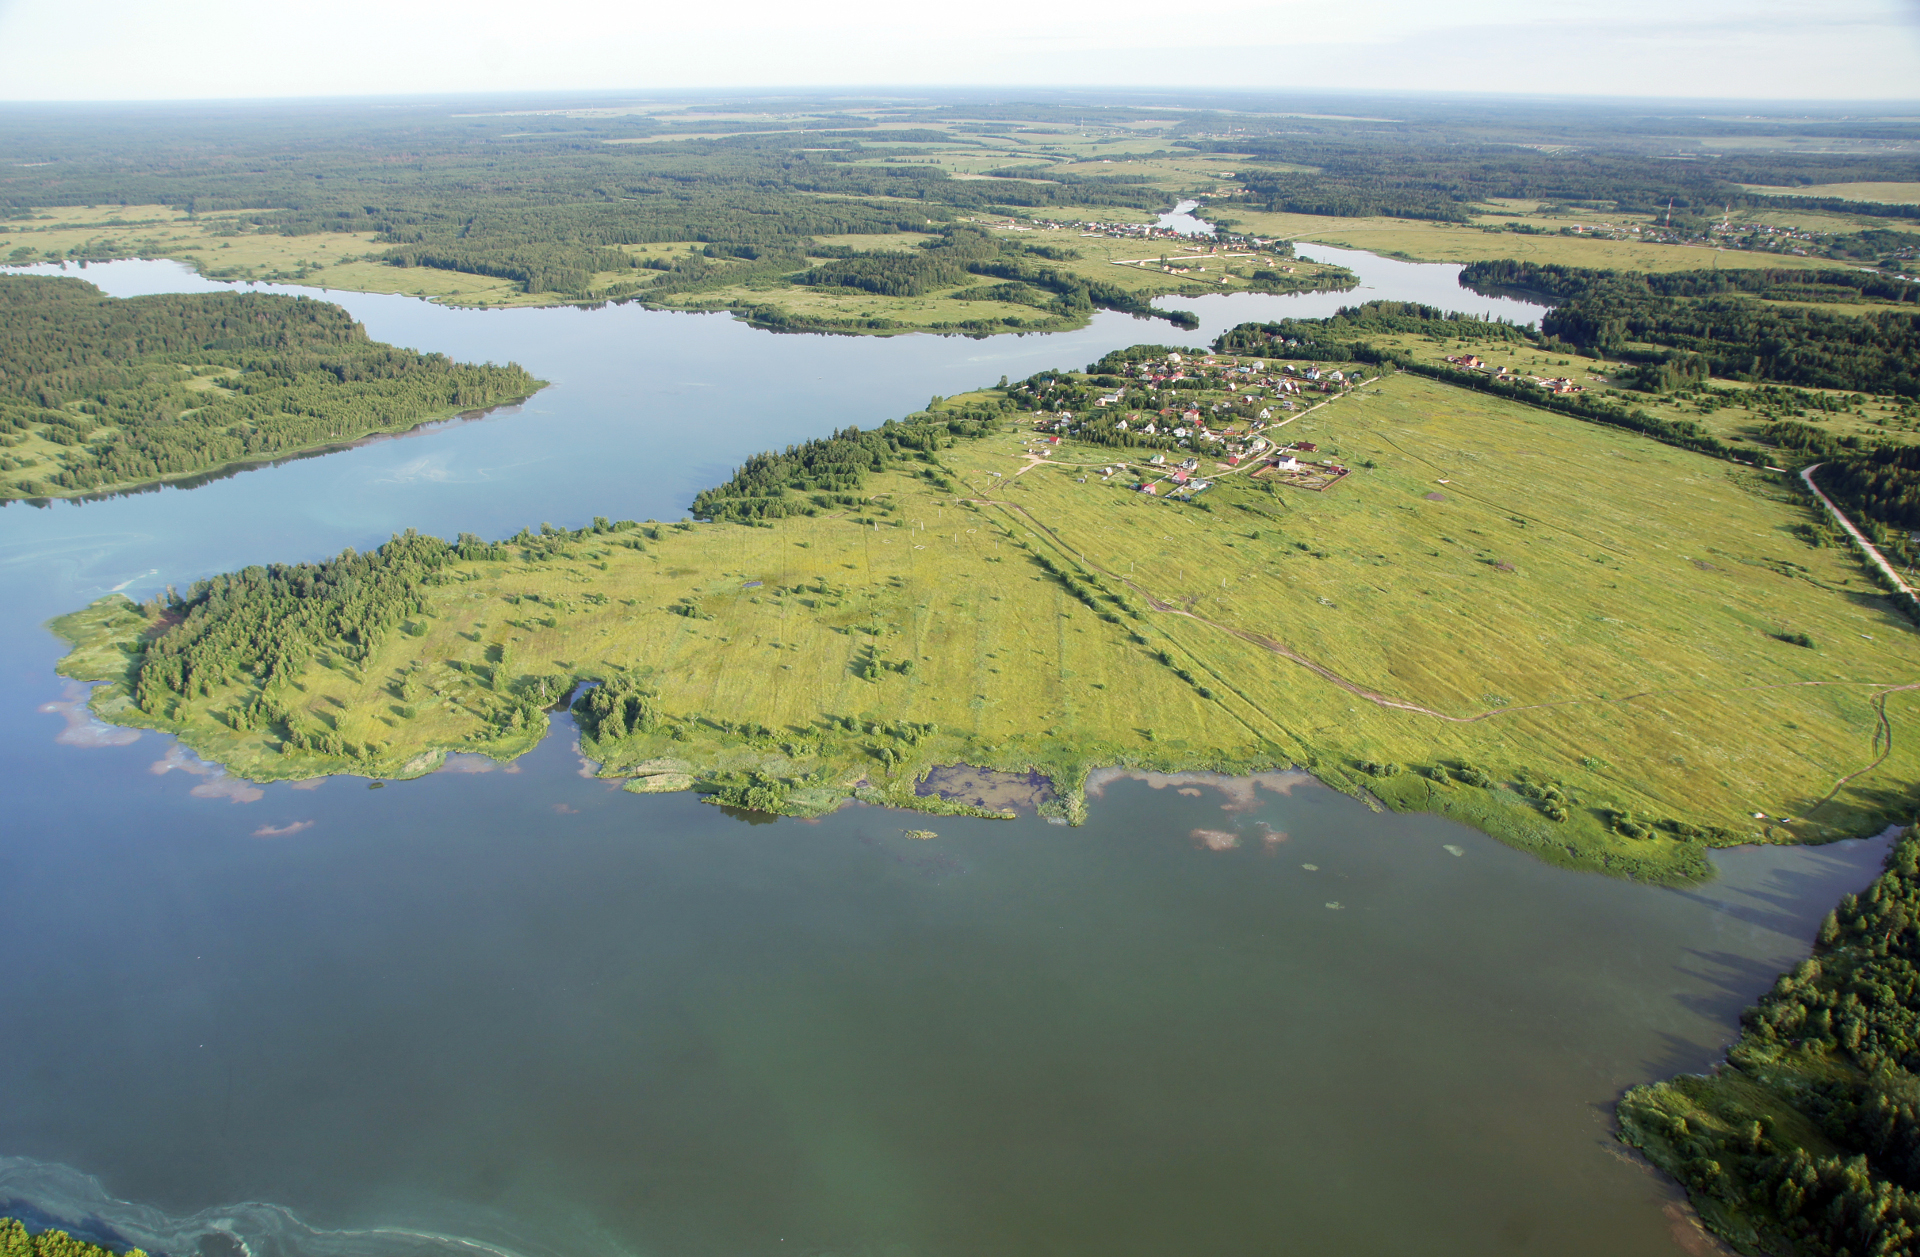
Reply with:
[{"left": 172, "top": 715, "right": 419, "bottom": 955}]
[{"left": 53, "top": 356, "right": 1920, "bottom": 885}]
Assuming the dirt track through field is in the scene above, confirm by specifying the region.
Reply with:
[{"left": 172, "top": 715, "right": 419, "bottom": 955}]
[
  {"left": 988, "top": 496, "right": 1915, "bottom": 724},
  {"left": 971, "top": 494, "right": 1918, "bottom": 814}
]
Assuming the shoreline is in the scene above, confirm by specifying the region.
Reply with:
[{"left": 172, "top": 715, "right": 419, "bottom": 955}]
[
  {"left": 5, "top": 234, "right": 1358, "bottom": 343},
  {"left": 0, "top": 392, "right": 545, "bottom": 506}
]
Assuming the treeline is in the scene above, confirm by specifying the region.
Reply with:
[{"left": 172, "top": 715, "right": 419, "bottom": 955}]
[
  {"left": 1618, "top": 829, "right": 1920, "bottom": 1257},
  {"left": 688, "top": 405, "right": 1005, "bottom": 522},
  {"left": 0, "top": 275, "right": 537, "bottom": 495},
  {"left": 1213, "top": 301, "right": 1535, "bottom": 357},
  {"left": 0, "top": 1217, "right": 142, "bottom": 1257},
  {"left": 790, "top": 226, "right": 1196, "bottom": 327},
  {"left": 136, "top": 531, "right": 462, "bottom": 720},
  {"left": 132, "top": 520, "right": 640, "bottom": 757},
  {"left": 1215, "top": 306, "right": 1739, "bottom": 459},
  {"left": 1460, "top": 261, "right": 1920, "bottom": 397}
]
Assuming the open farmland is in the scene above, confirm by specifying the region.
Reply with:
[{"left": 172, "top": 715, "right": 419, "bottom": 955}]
[{"left": 56, "top": 355, "right": 1920, "bottom": 884}]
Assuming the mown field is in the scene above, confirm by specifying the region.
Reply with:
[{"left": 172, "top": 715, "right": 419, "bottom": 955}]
[
  {"left": 56, "top": 361, "right": 1920, "bottom": 884},
  {"left": 1743, "top": 181, "right": 1920, "bottom": 205},
  {"left": 1283, "top": 316, "right": 1920, "bottom": 458}
]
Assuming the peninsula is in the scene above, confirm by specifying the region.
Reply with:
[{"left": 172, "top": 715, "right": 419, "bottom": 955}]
[
  {"left": 1620, "top": 827, "right": 1920, "bottom": 1255},
  {"left": 52, "top": 314, "right": 1920, "bottom": 884},
  {"left": 0, "top": 275, "right": 540, "bottom": 500}
]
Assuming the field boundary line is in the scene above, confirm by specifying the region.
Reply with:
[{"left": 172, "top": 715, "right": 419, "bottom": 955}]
[{"left": 1801, "top": 462, "right": 1920, "bottom": 613}]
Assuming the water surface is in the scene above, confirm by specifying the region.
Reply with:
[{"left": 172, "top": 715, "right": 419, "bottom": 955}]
[
  {"left": 1154, "top": 199, "right": 1216, "bottom": 236},
  {"left": 0, "top": 253, "right": 1859, "bottom": 1257}
]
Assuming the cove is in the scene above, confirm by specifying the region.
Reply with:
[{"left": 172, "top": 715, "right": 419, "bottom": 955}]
[{"left": 0, "top": 251, "right": 1865, "bottom": 1257}]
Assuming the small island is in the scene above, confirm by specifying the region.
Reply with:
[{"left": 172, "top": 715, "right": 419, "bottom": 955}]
[
  {"left": 51, "top": 305, "right": 1920, "bottom": 884},
  {"left": 0, "top": 275, "right": 541, "bottom": 500}
]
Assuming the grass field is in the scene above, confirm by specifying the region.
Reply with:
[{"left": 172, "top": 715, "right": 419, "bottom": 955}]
[
  {"left": 645, "top": 223, "right": 1355, "bottom": 333},
  {"left": 1297, "top": 321, "right": 1920, "bottom": 457},
  {"left": 1220, "top": 208, "right": 1851, "bottom": 273},
  {"left": 56, "top": 363, "right": 1920, "bottom": 883},
  {"left": 1744, "top": 182, "right": 1920, "bottom": 205}
]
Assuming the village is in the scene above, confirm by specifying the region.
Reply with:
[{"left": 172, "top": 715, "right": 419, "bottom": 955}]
[{"left": 1016, "top": 350, "right": 1361, "bottom": 500}]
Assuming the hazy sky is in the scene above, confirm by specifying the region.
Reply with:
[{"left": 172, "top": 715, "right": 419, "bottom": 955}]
[{"left": 0, "top": 0, "right": 1915, "bottom": 102}]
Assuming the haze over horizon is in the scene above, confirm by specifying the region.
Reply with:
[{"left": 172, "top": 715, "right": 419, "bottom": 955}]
[{"left": 0, "top": 0, "right": 1915, "bottom": 104}]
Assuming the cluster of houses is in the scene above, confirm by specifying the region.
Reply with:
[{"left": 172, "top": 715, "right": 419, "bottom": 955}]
[
  {"left": 1017, "top": 350, "right": 1380, "bottom": 502},
  {"left": 1442, "top": 354, "right": 1585, "bottom": 395},
  {"left": 1029, "top": 353, "right": 1365, "bottom": 456},
  {"left": 1551, "top": 214, "right": 1846, "bottom": 260}
]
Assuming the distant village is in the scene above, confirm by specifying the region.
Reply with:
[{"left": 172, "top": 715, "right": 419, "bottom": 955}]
[{"left": 977, "top": 214, "right": 1299, "bottom": 281}]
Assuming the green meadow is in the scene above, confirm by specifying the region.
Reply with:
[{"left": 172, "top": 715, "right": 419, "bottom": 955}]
[{"left": 55, "top": 360, "right": 1920, "bottom": 884}]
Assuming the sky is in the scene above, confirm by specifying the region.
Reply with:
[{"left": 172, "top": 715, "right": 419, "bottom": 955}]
[{"left": 0, "top": 0, "right": 1915, "bottom": 102}]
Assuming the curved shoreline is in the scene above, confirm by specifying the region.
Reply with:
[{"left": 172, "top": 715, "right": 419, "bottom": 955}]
[{"left": 1, "top": 393, "right": 544, "bottom": 507}]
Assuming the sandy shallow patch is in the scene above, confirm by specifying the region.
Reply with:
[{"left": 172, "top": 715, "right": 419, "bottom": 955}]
[
  {"left": 150, "top": 744, "right": 264, "bottom": 802},
  {"left": 39, "top": 682, "right": 140, "bottom": 748}
]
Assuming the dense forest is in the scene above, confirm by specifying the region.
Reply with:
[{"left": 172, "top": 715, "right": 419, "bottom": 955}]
[
  {"left": 0, "top": 275, "right": 536, "bottom": 495},
  {"left": 126, "top": 522, "right": 649, "bottom": 757},
  {"left": 0, "top": 1218, "right": 140, "bottom": 1257},
  {"left": 1800, "top": 442, "right": 1920, "bottom": 538},
  {"left": 1619, "top": 828, "right": 1920, "bottom": 1257},
  {"left": 1460, "top": 261, "right": 1920, "bottom": 397}
]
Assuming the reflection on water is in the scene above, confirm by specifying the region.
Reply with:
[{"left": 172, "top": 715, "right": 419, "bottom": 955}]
[
  {"left": 1154, "top": 199, "right": 1217, "bottom": 236},
  {"left": 0, "top": 253, "right": 1859, "bottom": 1257}
]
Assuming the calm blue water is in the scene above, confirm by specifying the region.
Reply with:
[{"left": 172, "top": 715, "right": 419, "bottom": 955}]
[{"left": 0, "top": 253, "right": 1872, "bottom": 1257}]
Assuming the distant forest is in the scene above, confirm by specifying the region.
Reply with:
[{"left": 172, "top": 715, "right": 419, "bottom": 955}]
[
  {"left": 0, "top": 275, "right": 536, "bottom": 495},
  {"left": 3, "top": 94, "right": 1915, "bottom": 303},
  {"left": 1169, "top": 99, "right": 1920, "bottom": 226},
  {"left": 0, "top": 104, "right": 1167, "bottom": 303}
]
